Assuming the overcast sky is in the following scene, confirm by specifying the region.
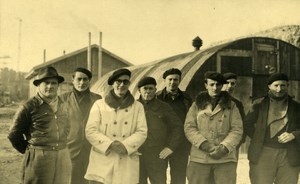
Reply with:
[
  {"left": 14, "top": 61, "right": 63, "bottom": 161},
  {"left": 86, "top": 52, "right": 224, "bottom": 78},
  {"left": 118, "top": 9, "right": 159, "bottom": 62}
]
[{"left": 0, "top": 0, "right": 299, "bottom": 72}]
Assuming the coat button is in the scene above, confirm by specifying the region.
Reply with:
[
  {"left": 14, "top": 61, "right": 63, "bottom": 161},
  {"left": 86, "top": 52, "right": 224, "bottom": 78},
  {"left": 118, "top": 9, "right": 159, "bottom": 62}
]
[
  {"left": 114, "top": 121, "right": 117, "bottom": 125},
  {"left": 122, "top": 135, "right": 126, "bottom": 138},
  {"left": 125, "top": 109, "right": 128, "bottom": 112},
  {"left": 113, "top": 134, "right": 116, "bottom": 137},
  {"left": 124, "top": 122, "right": 128, "bottom": 125}
]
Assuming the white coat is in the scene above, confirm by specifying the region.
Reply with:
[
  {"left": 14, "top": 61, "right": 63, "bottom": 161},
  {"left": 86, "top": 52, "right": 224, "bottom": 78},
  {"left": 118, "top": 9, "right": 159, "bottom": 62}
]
[{"left": 85, "top": 99, "right": 147, "bottom": 184}]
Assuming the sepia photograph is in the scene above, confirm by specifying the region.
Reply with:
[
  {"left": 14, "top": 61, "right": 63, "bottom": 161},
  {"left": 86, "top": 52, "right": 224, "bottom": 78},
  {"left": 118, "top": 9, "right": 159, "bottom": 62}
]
[{"left": 1, "top": 0, "right": 300, "bottom": 183}]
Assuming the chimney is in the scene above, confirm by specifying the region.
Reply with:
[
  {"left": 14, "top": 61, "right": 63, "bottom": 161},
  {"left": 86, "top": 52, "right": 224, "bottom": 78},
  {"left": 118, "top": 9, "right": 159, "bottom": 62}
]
[{"left": 192, "top": 36, "right": 203, "bottom": 51}]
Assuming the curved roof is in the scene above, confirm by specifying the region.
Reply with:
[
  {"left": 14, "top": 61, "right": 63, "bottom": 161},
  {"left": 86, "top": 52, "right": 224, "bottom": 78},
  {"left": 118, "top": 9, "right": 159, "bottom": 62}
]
[
  {"left": 91, "top": 40, "right": 231, "bottom": 98},
  {"left": 91, "top": 37, "right": 297, "bottom": 98}
]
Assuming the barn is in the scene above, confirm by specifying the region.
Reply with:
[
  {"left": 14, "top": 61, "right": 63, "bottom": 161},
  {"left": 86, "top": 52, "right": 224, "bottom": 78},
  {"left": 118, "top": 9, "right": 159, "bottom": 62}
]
[
  {"left": 92, "top": 37, "right": 300, "bottom": 114},
  {"left": 25, "top": 44, "right": 133, "bottom": 97}
]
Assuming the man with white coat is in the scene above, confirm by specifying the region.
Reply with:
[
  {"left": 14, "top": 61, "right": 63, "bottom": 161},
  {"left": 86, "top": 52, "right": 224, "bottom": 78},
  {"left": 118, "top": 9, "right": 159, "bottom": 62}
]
[{"left": 84, "top": 68, "right": 148, "bottom": 184}]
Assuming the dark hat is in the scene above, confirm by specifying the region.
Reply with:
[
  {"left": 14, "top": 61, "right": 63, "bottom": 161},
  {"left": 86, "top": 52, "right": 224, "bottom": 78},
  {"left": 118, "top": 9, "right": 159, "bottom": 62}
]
[
  {"left": 267, "top": 73, "right": 289, "bottom": 84},
  {"left": 223, "top": 72, "right": 237, "bottom": 80},
  {"left": 108, "top": 68, "right": 131, "bottom": 85},
  {"left": 74, "top": 67, "right": 92, "bottom": 79},
  {"left": 138, "top": 76, "right": 157, "bottom": 88},
  {"left": 33, "top": 67, "right": 64, "bottom": 86},
  {"left": 204, "top": 71, "right": 227, "bottom": 84},
  {"left": 163, "top": 68, "right": 182, "bottom": 79}
]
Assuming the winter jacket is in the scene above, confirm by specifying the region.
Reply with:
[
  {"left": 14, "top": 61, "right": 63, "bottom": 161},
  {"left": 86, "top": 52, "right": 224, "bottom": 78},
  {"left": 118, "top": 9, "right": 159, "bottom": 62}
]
[
  {"left": 184, "top": 91, "right": 243, "bottom": 164},
  {"left": 8, "top": 94, "right": 69, "bottom": 153},
  {"left": 85, "top": 97, "right": 147, "bottom": 184},
  {"left": 244, "top": 96, "right": 300, "bottom": 166},
  {"left": 156, "top": 88, "right": 192, "bottom": 150},
  {"left": 60, "top": 90, "right": 101, "bottom": 159},
  {"left": 138, "top": 97, "right": 183, "bottom": 151}
]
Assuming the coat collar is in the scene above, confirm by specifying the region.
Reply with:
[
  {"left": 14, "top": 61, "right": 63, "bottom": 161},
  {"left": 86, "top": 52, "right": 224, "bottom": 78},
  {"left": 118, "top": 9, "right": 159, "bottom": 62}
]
[
  {"left": 159, "top": 87, "right": 184, "bottom": 100},
  {"left": 195, "top": 91, "right": 231, "bottom": 110},
  {"left": 105, "top": 89, "right": 134, "bottom": 109}
]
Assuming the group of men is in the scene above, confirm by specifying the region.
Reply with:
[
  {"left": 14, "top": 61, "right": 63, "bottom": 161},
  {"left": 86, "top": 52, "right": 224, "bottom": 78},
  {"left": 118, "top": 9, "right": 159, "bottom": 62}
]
[{"left": 7, "top": 66, "right": 300, "bottom": 184}]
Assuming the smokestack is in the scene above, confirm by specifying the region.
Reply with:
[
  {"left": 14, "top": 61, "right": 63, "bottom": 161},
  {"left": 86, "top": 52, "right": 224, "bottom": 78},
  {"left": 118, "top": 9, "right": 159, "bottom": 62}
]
[
  {"left": 192, "top": 36, "right": 203, "bottom": 51},
  {"left": 87, "top": 32, "right": 92, "bottom": 71},
  {"left": 43, "top": 49, "right": 46, "bottom": 63},
  {"left": 98, "top": 32, "right": 102, "bottom": 79}
]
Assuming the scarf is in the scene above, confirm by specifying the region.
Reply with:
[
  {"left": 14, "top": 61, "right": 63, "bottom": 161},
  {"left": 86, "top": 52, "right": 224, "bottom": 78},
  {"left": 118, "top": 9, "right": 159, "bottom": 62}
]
[
  {"left": 105, "top": 89, "right": 134, "bottom": 109},
  {"left": 268, "top": 93, "right": 288, "bottom": 138}
]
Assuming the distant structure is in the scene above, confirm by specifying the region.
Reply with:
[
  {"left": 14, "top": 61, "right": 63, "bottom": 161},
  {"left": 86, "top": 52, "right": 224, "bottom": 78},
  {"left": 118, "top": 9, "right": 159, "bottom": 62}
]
[
  {"left": 26, "top": 44, "right": 132, "bottom": 97},
  {"left": 92, "top": 37, "right": 300, "bottom": 113}
]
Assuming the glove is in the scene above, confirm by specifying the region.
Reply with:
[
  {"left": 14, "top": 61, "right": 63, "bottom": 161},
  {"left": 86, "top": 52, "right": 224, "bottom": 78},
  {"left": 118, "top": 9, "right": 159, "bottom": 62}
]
[
  {"left": 109, "top": 141, "right": 128, "bottom": 155},
  {"left": 209, "top": 144, "right": 229, "bottom": 160},
  {"left": 199, "top": 141, "right": 215, "bottom": 153}
]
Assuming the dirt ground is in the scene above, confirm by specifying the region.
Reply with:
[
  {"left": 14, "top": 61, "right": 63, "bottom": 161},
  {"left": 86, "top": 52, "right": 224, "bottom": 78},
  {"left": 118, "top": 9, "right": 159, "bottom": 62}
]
[{"left": 0, "top": 105, "right": 298, "bottom": 184}]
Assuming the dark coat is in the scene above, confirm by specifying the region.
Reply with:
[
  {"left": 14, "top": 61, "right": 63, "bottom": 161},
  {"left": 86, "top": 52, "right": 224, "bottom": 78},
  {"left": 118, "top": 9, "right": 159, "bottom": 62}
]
[
  {"left": 60, "top": 90, "right": 101, "bottom": 159},
  {"left": 156, "top": 88, "right": 192, "bottom": 150},
  {"left": 231, "top": 97, "right": 246, "bottom": 147},
  {"left": 8, "top": 95, "right": 69, "bottom": 154},
  {"left": 138, "top": 98, "right": 183, "bottom": 152},
  {"left": 244, "top": 96, "right": 300, "bottom": 166}
]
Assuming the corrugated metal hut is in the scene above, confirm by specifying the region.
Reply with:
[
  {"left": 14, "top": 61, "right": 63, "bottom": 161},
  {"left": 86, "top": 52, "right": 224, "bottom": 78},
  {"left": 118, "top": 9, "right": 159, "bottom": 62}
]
[
  {"left": 26, "top": 44, "right": 133, "bottom": 97},
  {"left": 92, "top": 37, "right": 300, "bottom": 114}
]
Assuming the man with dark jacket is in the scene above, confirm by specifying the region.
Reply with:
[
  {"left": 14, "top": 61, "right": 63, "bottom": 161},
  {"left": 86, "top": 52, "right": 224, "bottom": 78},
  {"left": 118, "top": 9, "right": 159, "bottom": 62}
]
[
  {"left": 223, "top": 72, "right": 246, "bottom": 148},
  {"left": 244, "top": 73, "right": 300, "bottom": 184},
  {"left": 156, "top": 68, "right": 192, "bottom": 184},
  {"left": 8, "top": 66, "right": 71, "bottom": 184},
  {"left": 184, "top": 71, "right": 243, "bottom": 184},
  {"left": 138, "top": 76, "right": 183, "bottom": 184},
  {"left": 60, "top": 67, "right": 101, "bottom": 184}
]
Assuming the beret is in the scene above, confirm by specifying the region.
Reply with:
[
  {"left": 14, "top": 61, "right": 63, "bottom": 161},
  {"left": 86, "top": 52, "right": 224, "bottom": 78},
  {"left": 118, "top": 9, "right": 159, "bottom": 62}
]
[
  {"left": 74, "top": 67, "right": 92, "bottom": 79},
  {"left": 163, "top": 68, "right": 182, "bottom": 79},
  {"left": 204, "top": 71, "right": 227, "bottom": 84},
  {"left": 223, "top": 72, "right": 237, "bottom": 80},
  {"left": 138, "top": 76, "right": 157, "bottom": 88},
  {"left": 267, "top": 73, "right": 289, "bottom": 84},
  {"left": 108, "top": 68, "right": 131, "bottom": 85}
]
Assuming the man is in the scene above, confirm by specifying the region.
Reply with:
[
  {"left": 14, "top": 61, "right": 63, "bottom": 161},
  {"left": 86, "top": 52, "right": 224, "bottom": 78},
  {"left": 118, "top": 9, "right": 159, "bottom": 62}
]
[
  {"left": 8, "top": 66, "right": 71, "bottom": 184},
  {"left": 184, "top": 71, "right": 243, "bottom": 184},
  {"left": 156, "top": 68, "right": 192, "bottom": 184},
  {"left": 244, "top": 73, "right": 300, "bottom": 184},
  {"left": 137, "top": 76, "right": 183, "bottom": 184},
  {"left": 223, "top": 72, "right": 246, "bottom": 147},
  {"left": 84, "top": 68, "right": 148, "bottom": 184},
  {"left": 60, "top": 67, "right": 101, "bottom": 184}
]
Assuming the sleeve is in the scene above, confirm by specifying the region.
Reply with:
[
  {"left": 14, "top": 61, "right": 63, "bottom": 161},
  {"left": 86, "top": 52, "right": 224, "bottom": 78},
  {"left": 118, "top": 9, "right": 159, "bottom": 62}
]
[
  {"left": 184, "top": 103, "right": 208, "bottom": 149},
  {"left": 220, "top": 103, "right": 243, "bottom": 152},
  {"left": 292, "top": 102, "right": 300, "bottom": 145},
  {"left": 7, "top": 105, "right": 30, "bottom": 154},
  {"left": 244, "top": 102, "right": 259, "bottom": 139},
  {"left": 85, "top": 101, "right": 113, "bottom": 155},
  {"left": 122, "top": 103, "right": 148, "bottom": 155},
  {"left": 164, "top": 104, "right": 184, "bottom": 151}
]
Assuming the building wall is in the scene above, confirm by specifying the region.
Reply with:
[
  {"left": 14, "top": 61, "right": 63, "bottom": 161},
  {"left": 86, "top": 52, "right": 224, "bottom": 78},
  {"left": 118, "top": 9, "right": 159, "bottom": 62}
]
[{"left": 28, "top": 48, "right": 130, "bottom": 97}]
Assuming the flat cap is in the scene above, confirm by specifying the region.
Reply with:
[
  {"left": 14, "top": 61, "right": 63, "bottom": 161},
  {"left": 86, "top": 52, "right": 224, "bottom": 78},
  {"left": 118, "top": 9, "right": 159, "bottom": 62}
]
[
  {"left": 223, "top": 72, "right": 237, "bottom": 80},
  {"left": 74, "top": 67, "right": 92, "bottom": 79},
  {"left": 163, "top": 68, "right": 182, "bottom": 79},
  {"left": 138, "top": 76, "right": 157, "bottom": 88},
  {"left": 267, "top": 73, "right": 288, "bottom": 84},
  {"left": 204, "top": 71, "right": 227, "bottom": 84},
  {"left": 108, "top": 68, "right": 131, "bottom": 85}
]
